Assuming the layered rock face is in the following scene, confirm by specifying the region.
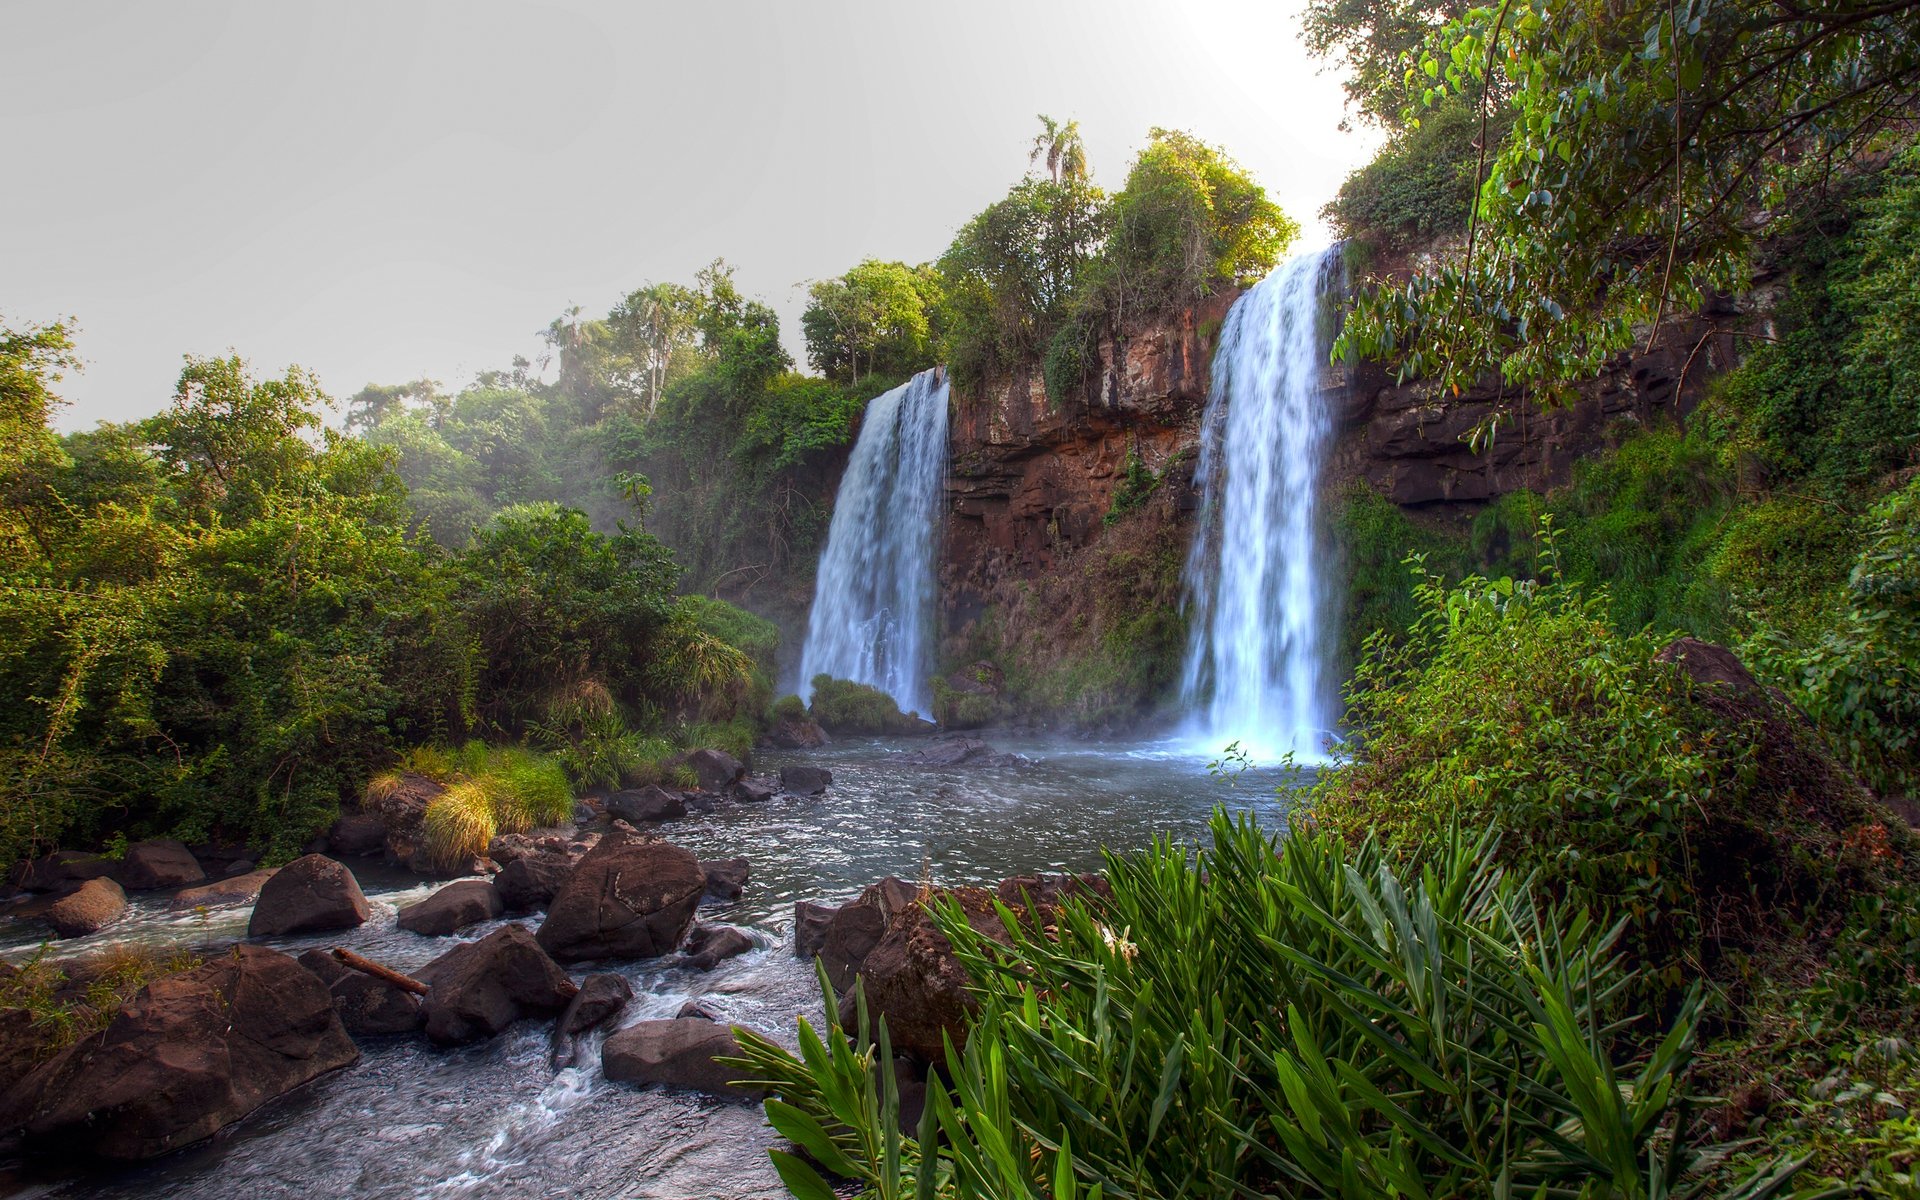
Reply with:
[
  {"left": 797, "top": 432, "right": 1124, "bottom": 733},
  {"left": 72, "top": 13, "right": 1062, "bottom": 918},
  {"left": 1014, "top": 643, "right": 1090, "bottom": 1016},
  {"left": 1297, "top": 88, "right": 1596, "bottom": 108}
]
[{"left": 942, "top": 295, "right": 1233, "bottom": 624}]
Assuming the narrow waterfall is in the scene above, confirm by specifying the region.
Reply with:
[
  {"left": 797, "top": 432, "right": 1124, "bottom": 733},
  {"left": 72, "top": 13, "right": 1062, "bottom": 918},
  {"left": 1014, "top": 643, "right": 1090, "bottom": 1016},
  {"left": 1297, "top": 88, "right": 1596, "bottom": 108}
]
[
  {"left": 1179, "top": 248, "right": 1343, "bottom": 762},
  {"left": 798, "top": 367, "right": 950, "bottom": 717}
]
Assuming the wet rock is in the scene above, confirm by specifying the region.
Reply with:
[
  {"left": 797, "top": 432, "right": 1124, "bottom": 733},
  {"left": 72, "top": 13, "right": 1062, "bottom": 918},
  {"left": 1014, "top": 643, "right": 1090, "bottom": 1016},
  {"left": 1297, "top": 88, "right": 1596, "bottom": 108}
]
[
  {"left": 899, "top": 736, "right": 1024, "bottom": 769},
  {"left": 779, "top": 765, "right": 832, "bottom": 795},
  {"left": 361, "top": 772, "right": 442, "bottom": 868},
  {"left": 247, "top": 854, "right": 370, "bottom": 938},
  {"left": 606, "top": 785, "right": 686, "bottom": 824},
  {"left": 47, "top": 878, "right": 127, "bottom": 939},
  {"left": 684, "top": 924, "right": 754, "bottom": 971},
  {"left": 535, "top": 831, "right": 703, "bottom": 963},
  {"left": 0, "top": 946, "right": 357, "bottom": 1160},
  {"left": 325, "top": 812, "right": 388, "bottom": 859},
  {"left": 675, "top": 999, "right": 721, "bottom": 1021},
  {"left": 551, "top": 973, "right": 632, "bottom": 1068},
  {"left": 10, "top": 851, "right": 115, "bottom": 893},
  {"left": 813, "top": 877, "right": 919, "bottom": 994},
  {"left": 416, "top": 924, "right": 577, "bottom": 1046},
  {"left": 170, "top": 869, "right": 276, "bottom": 910},
  {"left": 842, "top": 886, "right": 1010, "bottom": 1063},
  {"left": 0, "top": 1006, "right": 50, "bottom": 1091},
  {"left": 684, "top": 748, "right": 746, "bottom": 792},
  {"left": 397, "top": 880, "right": 503, "bottom": 937},
  {"left": 114, "top": 840, "right": 205, "bottom": 891},
  {"left": 765, "top": 716, "right": 829, "bottom": 750},
  {"left": 295, "top": 949, "right": 423, "bottom": 1038},
  {"left": 494, "top": 852, "right": 573, "bottom": 913},
  {"left": 701, "top": 857, "right": 750, "bottom": 900},
  {"left": 728, "top": 778, "right": 778, "bottom": 804},
  {"left": 602, "top": 1018, "right": 763, "bottom": 1102},
  {"left": 792, "top": 900, "right": 836, "bottom": 959}
]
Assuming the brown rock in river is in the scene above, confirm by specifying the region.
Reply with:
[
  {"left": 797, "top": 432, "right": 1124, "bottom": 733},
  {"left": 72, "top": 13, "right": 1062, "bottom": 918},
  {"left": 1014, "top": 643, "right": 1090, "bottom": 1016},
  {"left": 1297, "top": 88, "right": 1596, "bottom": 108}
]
[
  {"left": 0, "top": 946, "right": 357, "bottom": 1160},
  {"left": 46, "top": 878, "right": 126, "bottom": 939},
  {"left": 247, "top": 854, "right": 370, "bottom": 938},
  {"left": 534, "top": 831, "right": 702, "bottom": 963}
]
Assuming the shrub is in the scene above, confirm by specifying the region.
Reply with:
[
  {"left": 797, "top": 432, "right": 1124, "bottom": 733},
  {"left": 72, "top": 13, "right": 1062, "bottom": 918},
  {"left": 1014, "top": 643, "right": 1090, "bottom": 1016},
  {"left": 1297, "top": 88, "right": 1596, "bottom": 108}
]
[
  {"left": 407, "top": 741, "right": 574, "bottom": 869},
  {"left": 808, "top": 675, "right": 923, "bottom": 735},
  {"left": 1324, "top": 97, "right": 1492, "bottom": 250},
  {"left": 769, "top": 693, "right": 807, "bottom": 723},
  {"left": 735, "top": 816, "right": 1793, "bottom": 1198},
  {"left": 1330, "top": 478, "right": 1464, "bottom": 669},
  {"left": 930, "top": 677, "right": 998, "bottom": 730},
  {"left": 677, "top": 718, "right": 758, "bottom": 763}
]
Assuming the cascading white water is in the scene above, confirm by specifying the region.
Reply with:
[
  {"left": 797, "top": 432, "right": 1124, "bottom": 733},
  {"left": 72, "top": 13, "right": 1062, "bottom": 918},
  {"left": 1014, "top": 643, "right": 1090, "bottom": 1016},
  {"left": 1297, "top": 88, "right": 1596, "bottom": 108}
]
[
  {"left": 1179, "top": 248, "right": 1342, "bottom": 762},
  {"left": 798, "top": 367, "right": 950, "bottom": 717}
]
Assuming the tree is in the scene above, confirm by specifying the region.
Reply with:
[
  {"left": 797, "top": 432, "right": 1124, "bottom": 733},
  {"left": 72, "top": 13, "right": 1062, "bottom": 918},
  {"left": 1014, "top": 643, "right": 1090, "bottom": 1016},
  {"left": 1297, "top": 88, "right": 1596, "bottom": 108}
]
[
  {"left": 1028, "top": 114, "right": 1089, "bottom": 183},
  {"left": 801, "top": 260, "right": 940, "bottom": 385},
  {"left": 1337, "top": 0, "right": 1920, "bottom": 401},
  {"left": 344, "top": 378, "right": 441, "bottom": 433},
  {"left": 1302, "top": 0, "right": 1477, "bottom": 128},
  {"left": 608, "top": 281, "right": 702, "bottom": 417}
]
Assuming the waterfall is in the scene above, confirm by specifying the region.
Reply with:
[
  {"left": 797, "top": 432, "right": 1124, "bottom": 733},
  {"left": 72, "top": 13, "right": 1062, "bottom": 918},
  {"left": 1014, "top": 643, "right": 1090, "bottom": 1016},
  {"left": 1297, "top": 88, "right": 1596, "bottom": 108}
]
[
  {"left": 798, "top": 367, "right": 950, "bottom": 717},
  {"left": 1179, "top": 248, "right": 1343, "bottom": 762}
]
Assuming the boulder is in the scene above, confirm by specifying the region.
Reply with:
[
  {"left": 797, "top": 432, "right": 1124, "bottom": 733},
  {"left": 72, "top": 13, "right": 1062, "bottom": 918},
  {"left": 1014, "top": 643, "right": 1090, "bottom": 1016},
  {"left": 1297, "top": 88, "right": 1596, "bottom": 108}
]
[
  {"left": 170, "top": 868, "right": 276, "bottom": 910},
  {"left": 701, "top": 857, "right": 750, "bottom": 900},
  {"left": 46, "top": 878, "right": 127, "bottom": 939},
  {"left": 0, "top": 1006, "right": 50, "bottom": 1093},
  {"left": 361, "top": 772, "right": 441, "bottom": 870},
  {"left": 397, "top": 880, "right": 503, "bottom": 937},
  {"left": 729, "top": 778, "right": 778, "bottom": 804},
  {"left": 676, "top": 999, "right": 721, "bottom": 1021},
  {"left": 684, "top": 924, "right": 754, "bottom": 971},
  {"left": 792, "top": 900, "right": 837, "bottom": 959},
  {"left": 684, "top": 748, "right": 746, "bottom": 792},
  {"left": 495, "top": 852, "right": 573, "bottom": 912},
  {"left": 602, "top": 1018, "right": 762, "bottom": 1101},
  {"left": 115, "top": 840, "right": 205, "bottom": 891},
  {"left": 416, "top": 924, "right": 577, "bottom": 1046},
  {"left": 295, "top": 949, "right": 423, "bottom": 1038},
  {"left": 765, "top": 716, "right": 829, "bottom": 750},
  {"left": 486, "top": 833, "right": 542, "bottom": 865},
  {"left": 779, "top": 765, "right": 832, "bottom": 795},
  {"left": 247, "top": 855, "right": 370, "bottom": 938},
  {"left": 900, "top": 736, "right": 1023, "bottom": 769},
  {"left": 325, "top": 812, "right": 388, "bottom": 859},
  {"left": 0, "top": 946, "right": 357, "bottom": 1160},
  {"left": 551, "top": 973, "right": 632, "bottom": 1068},
  {"left": 812, "top": 877, "right": 919, "bottom": 994},
  {"left": 535, "top": 831, "right": 703, "bottom": 963},
  {"left": 606, "top": 785, "right": 686, "bottom": 824},
  {"left": 841, "top": 886, "right": 1010, "bottom": 1063},
  {"left": 10, "top": 851, "right": 115, "bottom": 893},
  {"left": 224, "top": 859, "right": 256, "bottom": 876}
]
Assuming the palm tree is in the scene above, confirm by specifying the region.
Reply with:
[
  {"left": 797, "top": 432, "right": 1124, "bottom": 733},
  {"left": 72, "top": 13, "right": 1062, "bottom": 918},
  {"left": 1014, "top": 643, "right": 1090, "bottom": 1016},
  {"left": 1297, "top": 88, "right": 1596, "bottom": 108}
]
[{"left": 1029, "top": 114, "right": 1088, "bottom": 183}]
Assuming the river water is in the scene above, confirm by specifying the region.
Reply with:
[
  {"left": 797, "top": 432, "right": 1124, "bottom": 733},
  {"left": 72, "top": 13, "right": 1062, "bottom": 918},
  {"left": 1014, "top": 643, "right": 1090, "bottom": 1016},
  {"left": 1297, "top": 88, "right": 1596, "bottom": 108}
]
[{"left": 0, "top": 736, "right": 1296, "bottom": 1200}]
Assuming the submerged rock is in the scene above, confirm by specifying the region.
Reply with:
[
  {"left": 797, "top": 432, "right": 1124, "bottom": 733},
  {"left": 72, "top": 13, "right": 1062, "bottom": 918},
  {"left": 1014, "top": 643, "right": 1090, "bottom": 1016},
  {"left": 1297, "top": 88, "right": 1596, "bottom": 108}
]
[
  {"left": 701, "top": 857, "right": 750, "bottom": 900},
  {"left": 170, "top": 868, "right": 276, "bottom": 910},
  {"left": 0, "top": 946, "right": 357, "bottom": 1160},
  {"left": 605, "top": 785, "right": 686, "bottom": 824},
  {"left": 535, "top": 831, "right": 703, "bottom": 963},
  {"left": 416, "top": 924, "right": 576, "bottom": 1045},
  {"left": 728, "top": 778, "right": 778, "bottom": 804},
  {"left": 46, "top": 878, "right": 126, "bottom": 939},
  {"left": 551, "top": 972, "right": 632, "bottom": 1068},
  {"left": 779, "top": 765, "right": 832, "bottom": 795},
  {"left": 247, "top": 855, "right": 370, "bottom": 938},
  {"left": 899, "top": 736, "right": 1024, "bottom": 769},
  {"left": 115, "top": 840, "right": 205, "bottom": 891},
  {"left": 296, "top": 949, "right": 423, "bottom": 1038},
  {"left": 684, "top": 923, "right": 755, "bottom": 971},
  {"left": 397, "top": 880, "right": 503, "bottom": 937},
  {"left": 602, "top": 1017, "right": 762, "bottom": 1101}
]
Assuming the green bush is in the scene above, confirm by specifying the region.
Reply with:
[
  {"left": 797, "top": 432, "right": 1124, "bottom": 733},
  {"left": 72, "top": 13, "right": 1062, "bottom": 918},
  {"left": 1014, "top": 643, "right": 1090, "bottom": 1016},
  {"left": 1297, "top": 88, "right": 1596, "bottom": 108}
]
[
  {"left": 808, "top": 675, "right": 924, "bottom": 735},
  {"left": 677, "top": 717, "right": 758, "bottom": 762},
  {"left": 1330, "top": 478, "right": 1464, "bottom": 669},
  {"left": 769, "top": 693, "right": 808, "bottom": 723},
  {"left": 930, "top": 678, "right": 998, "bottom": 730},
  {"left": 388, "top": 742, "right": 574, "bottom": 869},
  {"left": 1324, "top": 96, "right": 1493, "bottom": 250},
  {"left": 735, "top": 816, "right": 1792, "bottom": 1199}
]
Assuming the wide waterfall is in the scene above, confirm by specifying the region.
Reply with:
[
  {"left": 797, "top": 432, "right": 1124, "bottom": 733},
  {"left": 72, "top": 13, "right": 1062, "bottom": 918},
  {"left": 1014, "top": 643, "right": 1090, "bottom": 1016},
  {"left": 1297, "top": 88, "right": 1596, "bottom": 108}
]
[
  {"left": 1179, "top": 248, "right": 1343, "bottom": 762},
  {"left": 798, "top": 367, "right": 950, "bottom": 717}
]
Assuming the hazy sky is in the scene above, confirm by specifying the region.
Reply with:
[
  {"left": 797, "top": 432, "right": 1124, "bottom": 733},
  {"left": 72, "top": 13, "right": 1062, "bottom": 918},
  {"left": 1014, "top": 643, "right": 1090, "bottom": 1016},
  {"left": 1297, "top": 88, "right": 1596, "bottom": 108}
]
[{"left": 5, "top": 0, "right": 1380, "bottom": 429}]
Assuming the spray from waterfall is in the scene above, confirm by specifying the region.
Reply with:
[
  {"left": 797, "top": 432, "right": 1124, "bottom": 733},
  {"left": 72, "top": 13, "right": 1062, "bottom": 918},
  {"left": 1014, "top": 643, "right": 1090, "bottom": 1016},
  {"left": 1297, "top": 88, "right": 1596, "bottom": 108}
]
[
  {"left": 798, "top": 367, "right": 950, "bottom": 717},
  {"left": 1179, "top": 248, "right": 1343, "bottom": 762}
]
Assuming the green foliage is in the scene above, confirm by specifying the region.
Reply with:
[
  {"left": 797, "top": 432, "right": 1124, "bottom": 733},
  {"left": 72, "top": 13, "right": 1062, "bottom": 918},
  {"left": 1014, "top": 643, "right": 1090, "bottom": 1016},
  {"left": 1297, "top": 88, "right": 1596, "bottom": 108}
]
[
  {"left": 1330, "top": 478, "right": 1465, "bottom": 670},
  {"left": 738, "top": 818, "right": 1793, "bottom": 1198},
  {"left": 676, "top": 717, "right": 757, "bottom": 762},
  {"left": 808, "top": 675, "right": 924, "bottom": 734},
  {"left": 769, "top": 693, "right": 807, "bottom": 723},
  {"left": 1338, "top": 0, "right": 1920, "bottom": 400},
  {"left": 1324, "top": 96, "right": 1491, "bottom": 249},
  {"left": 802, "top": 260, "right": 945, "bottom": 386},
  {"left": 1301, "top": 0, "right": 1475, "bottom": 128},
  {"left": 0, "top": 944, "right": 202, "bottom": 1067},
  {"left": 1312, "top": 530, "right": 1907, "bottom": 979},
  {"left": 398, "top": 742, "right": 573, "bottom": 869},
  {"left": 1101, "top": 442, "right": 1159, "bottom": 526},
  {"left": 929, "top": 677, "right": 998, "bottom": 730},
  {"left": 1744, "top": 480, "right": 1920, "bottom": 797}
]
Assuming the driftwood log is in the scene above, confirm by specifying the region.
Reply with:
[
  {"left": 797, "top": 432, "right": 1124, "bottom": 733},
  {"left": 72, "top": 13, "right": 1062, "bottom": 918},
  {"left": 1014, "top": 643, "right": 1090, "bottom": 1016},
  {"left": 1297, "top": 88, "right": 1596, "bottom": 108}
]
[{"left": 331, "top": 947, "right": 429, "bottom": 995}]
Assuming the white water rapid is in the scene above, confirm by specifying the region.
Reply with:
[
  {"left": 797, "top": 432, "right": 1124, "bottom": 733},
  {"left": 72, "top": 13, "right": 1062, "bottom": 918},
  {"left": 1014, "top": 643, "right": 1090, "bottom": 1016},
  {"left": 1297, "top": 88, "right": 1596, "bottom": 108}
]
[
  {"left": 1179, "top": 248, "right": 1343, "bottom": 763},
  {"left": 798, "top": 367, "right": 950, "bottom": 717}
]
